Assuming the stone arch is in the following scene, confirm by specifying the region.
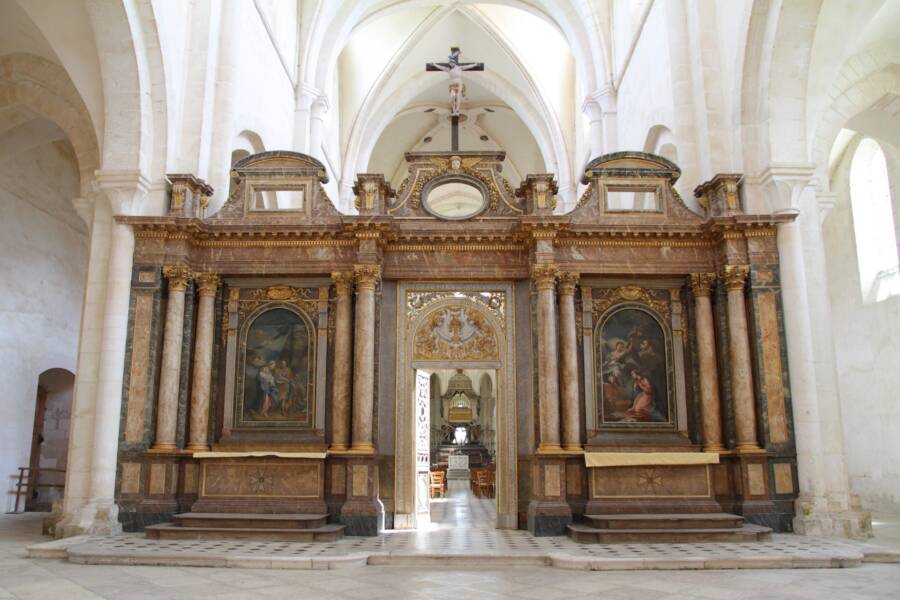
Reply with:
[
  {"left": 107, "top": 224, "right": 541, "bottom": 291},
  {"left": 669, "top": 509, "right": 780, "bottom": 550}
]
[
  {"left": 0, "top": 53, "right": 100, "bottom": 196},
  {"left": 341, "top": 68, "right": 569, "bottom": 210},
  {"left": 738, "top": 0, "right": 824, "bottom": 176},
  {"left": 811, "top": 53, "right": 900, "bottom": 192},
  {"left": 303, "top": 0, "right": 603, "bottom": 99}
]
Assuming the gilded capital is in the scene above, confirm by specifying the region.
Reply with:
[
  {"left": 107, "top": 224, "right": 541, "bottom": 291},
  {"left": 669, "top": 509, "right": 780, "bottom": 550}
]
[
  {"left": 689, "top": 272, "right": 717, "bottom": 297},
  {"left": 332, "top": 271, "right": 355, "bottom": 296},
  {"left": 162, "top": 265, "right": 192, "bottom": 291},
  {"left": 194, "top": 272, "right": 220, "bottom": 297},
  {"left": 722, "top": 264, "right": 750, "bottom": 291},
  {"left": 353, "top": 264, "right": 382, "bottom": 290},
  {"left": 530, "top": 263, "right": 559, "bottom": 291},
  {"left": 557, "top": 271, "right": 580, "bottom": 296}
]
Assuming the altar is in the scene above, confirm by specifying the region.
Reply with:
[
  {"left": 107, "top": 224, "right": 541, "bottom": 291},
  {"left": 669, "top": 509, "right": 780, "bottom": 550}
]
[{"left": 108, "top": 42, "right": 800, "bottom": 539}]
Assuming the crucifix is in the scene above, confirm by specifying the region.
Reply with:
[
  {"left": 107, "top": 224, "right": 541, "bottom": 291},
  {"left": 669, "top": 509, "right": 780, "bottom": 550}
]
[{"left": 426, "top": 47, "right": 484, "bottom": 152}]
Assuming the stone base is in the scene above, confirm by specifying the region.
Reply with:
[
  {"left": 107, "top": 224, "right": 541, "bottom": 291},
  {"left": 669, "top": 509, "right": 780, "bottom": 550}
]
[
  {"left": 793, "top": 505, "right": 872, "bottom": 539},
  {"left": 339, "top": 511, "right": 380, "bottom": 536},
  {"left": 526, "top": 500, "right": 572, "bottom": 536},
  {"left": 55, "top": 500, "right": 123, "bottom": 538}
]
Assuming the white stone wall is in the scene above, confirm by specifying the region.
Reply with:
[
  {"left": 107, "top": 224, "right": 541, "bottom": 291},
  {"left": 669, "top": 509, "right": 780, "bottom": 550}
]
[
  {"left": 0, "top": 142, "right": 87, "bottom": 510},
  {"left": 823, "top": 144, "right": 900, "bottom": 514}
]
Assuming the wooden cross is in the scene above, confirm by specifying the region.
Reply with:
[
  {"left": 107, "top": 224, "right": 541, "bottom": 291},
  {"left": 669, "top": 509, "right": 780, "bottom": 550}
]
[{"left": 426, "top": 47, "right": 484, "bottom": 152}]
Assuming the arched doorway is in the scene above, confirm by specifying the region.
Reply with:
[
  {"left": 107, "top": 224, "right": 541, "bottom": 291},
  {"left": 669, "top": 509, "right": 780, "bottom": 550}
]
[
  {"left": 394, "top": 283, "right": 517, "bottom": 529},
  {"left": 25, "top": 368, "right": 74, "bottom": 511}
]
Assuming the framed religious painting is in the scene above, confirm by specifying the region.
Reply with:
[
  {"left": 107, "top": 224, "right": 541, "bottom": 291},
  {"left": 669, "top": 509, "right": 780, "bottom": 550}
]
[
  {"left": 234, "top": 304, "right": 316, "bottom": 429},
  {"left": 594, "top": 304, "right": 676, "bottom": 429}
]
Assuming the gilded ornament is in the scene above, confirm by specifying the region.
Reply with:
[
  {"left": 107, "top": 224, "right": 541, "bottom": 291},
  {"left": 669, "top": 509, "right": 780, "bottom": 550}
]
[
  {"left": 689, "top": 273, "right": 716, "bottom": 297},
  {"left": 530, "top": 264, "right": 559, "bottom": 290},
  {"left": 331, "top": 271, "right": 354, "bottom": 296},
  {"left": 195, "top": 272, "right": 220, "bottom": 296},
  {"left": 591, "top": 286, "right": 671, "bottom": 319},
  {"left": 557, "top": 272, "right": 580, "bottom": 295},
  {"left": 354, "top": 264, "right": 382, "bottom": 289},
  {"left": 413, "top": 305, "right": 499, "bottom": 361},
  {"left": 162, "top": 265, "right": 192, "bottom": 291},
  {"left": 722, "top": 264, "right": 750, "bottom": 291}
]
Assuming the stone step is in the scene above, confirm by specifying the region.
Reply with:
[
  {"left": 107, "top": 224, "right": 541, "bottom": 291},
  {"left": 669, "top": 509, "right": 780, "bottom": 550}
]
[
  {"left": 584, "top": 513, "right": 744, "bottom": 531},
  {"left": 567, "top": 523, "right": 772, "bottom": 544},
  {"left": 172, "top": 512, "right": 328, "bottom": 530},
  {"left": 145, "top": 523, "right": 345, "bottom": 542}
]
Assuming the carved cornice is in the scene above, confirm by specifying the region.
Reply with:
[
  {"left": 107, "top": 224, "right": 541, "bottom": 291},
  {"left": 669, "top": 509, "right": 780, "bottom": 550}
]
[
  {"left": 591, "top": 286, "right": 671, "bottom": 319},
  {"left": 194, "top": 272, "right": 220, "bottom": 296},
  {"left": 722, "top": 264, "right": 750, "bottom": 291},
  {"left": 689, "top": 272, "right": 717, "bottom": 297},
  {"left": 354, "top": 264, "right": 382, "bottom": 289},
  {"left": 162, "top": 265, "right": 192, "bottom": 291},
  {"left": 557, "top": 272, "right": 580, "bottom": 296},
  {"left": 331, "top": 271, "right": 354, "bottom": 297},
  {"left": 530, "top": 263, "right": 559, "bottom": 291}
]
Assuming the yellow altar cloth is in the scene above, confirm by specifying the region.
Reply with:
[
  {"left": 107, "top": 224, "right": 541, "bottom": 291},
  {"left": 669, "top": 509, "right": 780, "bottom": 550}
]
[
  {"left": 584, "top": 452, "right": 719, "bottom": 468},
  {"left": 192, "top": 451, "right": 327, "bottom": 459}
]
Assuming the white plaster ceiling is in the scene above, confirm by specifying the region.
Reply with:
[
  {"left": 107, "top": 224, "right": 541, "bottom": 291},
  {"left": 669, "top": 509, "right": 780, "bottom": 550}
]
[{"left": 340, "top": 3, "right": 575, "bottom": 192}]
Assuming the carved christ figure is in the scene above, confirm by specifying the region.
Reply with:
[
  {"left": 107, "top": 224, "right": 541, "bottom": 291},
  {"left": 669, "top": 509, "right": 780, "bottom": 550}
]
[{"left": 427, "top": 48, "right": 482, "bottom": 116}]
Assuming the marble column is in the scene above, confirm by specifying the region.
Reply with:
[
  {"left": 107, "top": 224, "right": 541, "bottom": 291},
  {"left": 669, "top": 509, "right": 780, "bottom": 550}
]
[
  {"left": 532, "top": 264, "right": 562, "bottom": 453},
  {"left": 557, "top": 272, "right": 581, "bottom": 451},
  {"left": 690, "top": 272, "right": 725, "bottom": 452},
  {"left": 152, "top": 266, "right": 192, "bottom": 451},
  {"left": 351, "top": 264, "right": 380, "bottom": 453},
  {"left": 186, "top": 273, "right": 219, "bottom": 452},
  {"left": 330, "top": 271, "right": 354, "bottom": 451},
  {"left": 723, "top": 265, "right": 760, "bottom": 452}
]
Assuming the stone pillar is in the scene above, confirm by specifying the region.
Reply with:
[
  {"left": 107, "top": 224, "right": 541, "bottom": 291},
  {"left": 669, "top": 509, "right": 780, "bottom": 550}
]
[
  {"left": 152, "top": 266, "right": 192, "bottom": 451},
  {"left": 770, "top": 178, "right": 870, "bottom": 538},
  {"left": 557, "top": 272, "right": 581, "bottom": 451},
  {"left": 690, "top": 272, "right": 725, "bottom": 452},
  {"left": 722, "top": 265, "right": 760, "bottom": 452},
  {"left": 351, "top": 264, "right": 380, "bottom": 453},
  {"left": 532, "top": 264, "right": 562, "bottom": 453},
  {"left": 309, "top": 95, "right": 329, "bottom": 160},
  {"left": 582, "top": 99, "right": 604, "bottom": 159},
  {"left": 330, "top": 271, "right": 354, "bottom": 451},
  {"left": 186, "top": 272, "right": 219, "bottom": 451}
]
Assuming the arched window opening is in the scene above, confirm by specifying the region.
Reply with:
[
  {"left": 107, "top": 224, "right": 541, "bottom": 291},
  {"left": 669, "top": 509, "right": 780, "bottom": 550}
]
[{"left": 850, "top": 138, "right": 900, "bottom": 303}]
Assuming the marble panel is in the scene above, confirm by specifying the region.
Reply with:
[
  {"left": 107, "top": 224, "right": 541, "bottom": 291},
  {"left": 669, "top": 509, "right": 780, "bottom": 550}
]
[
  {"left": 758, "top": 291, "right": 788, "bottom": 443},
  {"left": 124, "top": 293, "right": 153, "bottom": 443},
  {"left": 201, "top": 460, "right": 321, "bottom": 498},
  {"left": 774, "top": 463, "right": 794, "bottom": 494},
  {"left": 352, "top": 464, "right": 368, "bottom": 497},
  {"left": 183, "top": 463, "right": 199, "bottom": 494},
  {"left": 120, "top": 462, "right": 141, "bottom": 495},
  {"left": 331, "top": 462, "right": 346, "bottom": 495},
  {"left": 566, "top": 462, "right": 582, "bottom": 496},
  {"left": 591, "top": 465, "right": 710, "bottom": 498},
  {"left": 148, "top": 463, "right": 166, "bottom": 495},
  {"left": 747, "top": 463, "right": 766, "bottom": 496},
  {"left": 544, "top": 464, "right": 561, "bottom": 498}
]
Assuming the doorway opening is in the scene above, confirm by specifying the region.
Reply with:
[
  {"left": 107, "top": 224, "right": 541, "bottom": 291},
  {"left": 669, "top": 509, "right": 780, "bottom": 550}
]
[
  {"left": 414, "top": 368, "right": 498, "bottom": 530},
  {"left": 25, "top": 368, "right": 73, "bottom": 511}
]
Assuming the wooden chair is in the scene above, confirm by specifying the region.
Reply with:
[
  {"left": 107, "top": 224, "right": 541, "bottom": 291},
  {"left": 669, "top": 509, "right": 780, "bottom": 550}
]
[
  {"left": 429, "top": 470, "right": 446, "bottom": 498},
  {"left": 475, "top": 469, "right": 495, "bottom": 498}
]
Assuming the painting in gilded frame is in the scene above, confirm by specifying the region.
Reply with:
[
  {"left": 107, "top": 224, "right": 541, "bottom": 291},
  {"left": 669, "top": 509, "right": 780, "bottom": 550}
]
[
  {"left": 595, "top": 306, "right": 674, "bottom": 427},
  {"left": 236, "top": 306, "right": 315, "bottom": 428}
]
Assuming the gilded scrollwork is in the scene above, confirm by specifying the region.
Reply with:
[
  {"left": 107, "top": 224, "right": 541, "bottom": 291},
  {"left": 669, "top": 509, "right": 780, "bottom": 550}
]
[
  {"left": 238, "top": 285, "right": 321, "bottom": 322},
  {"left": 406, "top": 290, "right": 505, "bottom": 323},
  {"left": 591, "top": 285, "right": 671, "bottom": 319},
  {"left": 413, "top": 304, "right": 499, "bottom": 362}
]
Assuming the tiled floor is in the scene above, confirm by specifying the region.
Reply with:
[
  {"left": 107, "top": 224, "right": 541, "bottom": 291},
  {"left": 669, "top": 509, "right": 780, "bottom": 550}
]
[{"left": 6, "top": 493, "right": 900, "bottom": 598}]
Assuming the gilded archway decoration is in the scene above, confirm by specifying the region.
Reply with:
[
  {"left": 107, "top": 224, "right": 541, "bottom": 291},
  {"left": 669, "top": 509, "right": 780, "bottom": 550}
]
[{"left": 413, "top": 304, "right": 499, "bottom": 361}]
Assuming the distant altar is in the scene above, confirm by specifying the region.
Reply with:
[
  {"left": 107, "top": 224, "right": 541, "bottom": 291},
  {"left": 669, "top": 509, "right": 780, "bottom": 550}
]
[{"left": 113, "top": 148, "right": 799, "bottom": 540}]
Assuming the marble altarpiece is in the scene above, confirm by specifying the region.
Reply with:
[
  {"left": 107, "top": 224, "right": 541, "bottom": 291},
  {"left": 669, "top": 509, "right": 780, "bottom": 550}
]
[{"left": 113, "top": 149, "right": 799, "bottom": 538}]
